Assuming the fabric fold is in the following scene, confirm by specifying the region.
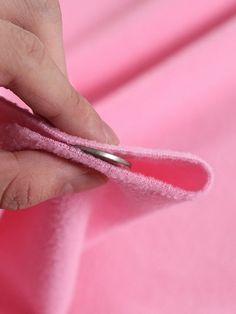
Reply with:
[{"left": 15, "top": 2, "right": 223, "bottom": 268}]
[
  {"left": 0, "top": 96, "right": 213, "bottom": 312},
  {"left": 0, "top": 97, "right": 212, "bottom": 219}
]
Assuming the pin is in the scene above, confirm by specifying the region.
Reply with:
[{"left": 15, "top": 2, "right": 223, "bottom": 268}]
[{"left": 74, "top": 145, "right": 132, "bottom": 168}]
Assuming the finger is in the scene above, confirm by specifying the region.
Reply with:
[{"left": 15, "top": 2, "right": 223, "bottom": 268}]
[
  {"left": 0, "top": 150, "right": 107, "bottom": 210},
  {"left": 0, "top": 0, "right": 66, "bottom": 73},
  {"left": 0, "top": 19, "right": 119, "bottom": 144}
]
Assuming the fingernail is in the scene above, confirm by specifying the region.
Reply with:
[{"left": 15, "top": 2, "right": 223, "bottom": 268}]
[{"left": 101, "top": 121, "right": 120, "bottom": 145}]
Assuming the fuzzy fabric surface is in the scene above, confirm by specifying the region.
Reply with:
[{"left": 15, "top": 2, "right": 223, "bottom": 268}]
[{"left": 0, "top": 0, "right": 235, "bottom": 313}]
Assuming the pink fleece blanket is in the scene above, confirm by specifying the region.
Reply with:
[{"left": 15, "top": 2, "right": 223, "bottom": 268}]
[{"left": 0, "top": 0, "right": 235, "bottom": 313}]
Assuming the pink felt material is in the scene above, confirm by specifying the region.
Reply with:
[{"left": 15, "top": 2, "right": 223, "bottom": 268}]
[
  {"left": 0, "top": 97, "right": 212, "bottom": 239},
  {"left": 0, "top": 0, "right": 235, "bottom": 313}
]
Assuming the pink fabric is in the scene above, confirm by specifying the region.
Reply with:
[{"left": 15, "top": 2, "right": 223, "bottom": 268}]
[
  {"left": 0, "top": 0, "right": 235, "bottom": 313},
  {"left": 0, "top": 98, "right": 212, "bottom": 238}
]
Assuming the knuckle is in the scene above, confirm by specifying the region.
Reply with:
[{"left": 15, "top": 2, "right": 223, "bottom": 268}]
[
  {"left": 0, "top": 20, "right": 46, "bottom": 67},
  {"left": 18, "top": 30, "right": 46, "bottom": 65}
]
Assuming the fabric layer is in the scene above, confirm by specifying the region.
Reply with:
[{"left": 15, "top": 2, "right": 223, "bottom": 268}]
[{"left": 1, "top": 0, "right": 234, "bottom": 313}]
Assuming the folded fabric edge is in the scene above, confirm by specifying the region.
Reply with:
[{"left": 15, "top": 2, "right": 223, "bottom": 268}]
[{"left": 0, "top": 123, "right": 213, "bottom": 203}]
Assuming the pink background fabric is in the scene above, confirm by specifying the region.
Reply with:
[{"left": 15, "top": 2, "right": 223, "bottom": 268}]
[{"left": 0, "top": 0, "right": 235, "bottom": 313}]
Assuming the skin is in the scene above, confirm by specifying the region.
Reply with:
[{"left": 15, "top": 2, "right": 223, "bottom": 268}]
[{"left": 0, "top": 0, "right": 119, "bottom": 210}]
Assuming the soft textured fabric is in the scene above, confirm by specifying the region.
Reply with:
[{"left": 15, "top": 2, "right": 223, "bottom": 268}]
[
  {"left": 0, "top": 98, "right": 212, "bottom": 238},
  {"left": 0, "top": 0, "right": 235, "bottom": 313}
]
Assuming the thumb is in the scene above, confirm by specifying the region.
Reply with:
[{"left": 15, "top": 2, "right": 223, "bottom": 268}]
[{"left": 0, "top": 150, "right": 107, "bottom": 210}]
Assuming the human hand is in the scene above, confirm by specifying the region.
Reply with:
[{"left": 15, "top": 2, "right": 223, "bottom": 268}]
[{"left": 0, "top": 0, "right": 119, "bottom": 210}]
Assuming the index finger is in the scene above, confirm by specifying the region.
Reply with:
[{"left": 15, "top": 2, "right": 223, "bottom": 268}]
[{"left": 0, "top": 20, "right": 119, "bottom": 144}]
